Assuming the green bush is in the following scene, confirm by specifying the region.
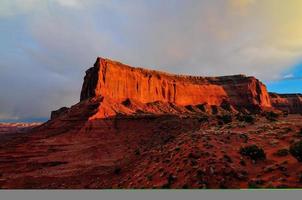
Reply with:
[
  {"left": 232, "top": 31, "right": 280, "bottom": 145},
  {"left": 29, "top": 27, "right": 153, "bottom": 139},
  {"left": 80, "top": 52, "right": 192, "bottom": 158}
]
[
  {"left": 239, "top": 145, "right": 266, "bottom": 161},
  {"left": 134, "top": 148, "right": 140, "bottom": 155},
  {"left": 282, "top": 111, "right": 289, "bottom": 117},
  {"left": 217, "top": 115, "right": 232, "bottom": 124},
  {"left": 237, "top": 114, "right": 255, "bottom": 124},
  {"left": 239, "top": 133, "right": 249, "bottom": 143},
  {"left": 239, "top": 159, "right": 246, "bottom": 166},
  {"left": 114, "top": 167, "right": 121, "bottom": 175},
  {"left": 274, "top": 149, "right": 289, "bottom": 157},
  {"left": 220, "top": 100, "right": 232, "bottom": 111},
  {"left": 162, "top": 174, "right": 176, "bottom": 189},
  {"left": 290, "top": 140, "right": 302, "bottom": 162},
  {"left": 174, "top": 146, "right": 181, "bottom": 151},
  {"left": 223, "top": 154, "right": 233, "bottom": 163},
  {"left": 211, "top": 105, "right": 218, "bottom": 115},
  {"left": 265, "top": 111, "right": 279, "bottom": 121}
]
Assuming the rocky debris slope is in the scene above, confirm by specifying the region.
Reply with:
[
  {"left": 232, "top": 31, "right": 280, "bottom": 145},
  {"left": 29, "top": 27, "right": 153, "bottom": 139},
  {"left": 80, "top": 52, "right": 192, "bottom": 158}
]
[{"left": 1, "top": 113, "right": 302, "bottom": 188}]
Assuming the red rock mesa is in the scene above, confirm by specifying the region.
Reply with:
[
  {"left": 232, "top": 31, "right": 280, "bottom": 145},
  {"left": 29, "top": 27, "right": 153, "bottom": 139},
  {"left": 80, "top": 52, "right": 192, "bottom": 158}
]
[
  {"left": 80, "top": 58, "right": 271, "bottom": 114},
  {"left": 51, "top": 57, "right": 301, "bottom": 120}
]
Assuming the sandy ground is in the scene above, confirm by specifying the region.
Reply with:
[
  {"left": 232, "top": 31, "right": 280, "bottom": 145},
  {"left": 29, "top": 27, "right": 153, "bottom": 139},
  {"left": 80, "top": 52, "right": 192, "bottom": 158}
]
[{"left": 0, "top": 114, "right": 302, "bottom": 189}]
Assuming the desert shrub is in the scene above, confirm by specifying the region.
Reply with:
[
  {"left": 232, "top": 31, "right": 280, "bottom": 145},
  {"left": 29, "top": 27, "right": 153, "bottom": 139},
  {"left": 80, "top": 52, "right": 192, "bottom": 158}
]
[
  {"left": 281, "top": 127, "right": 293, "bottom": 133},
  {"left": 220, "top": 100, "right": 232, "bottom": 111},
  {"left": 239, "top": 159, "right": 246, "bottom": 166},
  {"left": 239, "top": 133, "right": 249, "bottom": 143},
  {"left": 196, "top": 169, "right": 205, "bottom": 179},
  {"left": 278, "top": 165, "right": 287, "bottom": 172},
  {"left": 248, "top": 179, "right": 264, "bottom": 189},
  {"left": 248, "top": 182, "right": 260, "bottom": 189},
  {"left": 223, "top": 154, "right": 233, "bottom": 163},
  {"left": 182, "top": 184, "right": 189, "bottom": 189},
  {"left": 197, "top": 115, "right": 209, "bottom": 123},
  {"left": 211, "top": 106, "right": 218, "bottom": 115},
  {"left": 274, "top": 149, "right": 289, "bottom": 157},
  {"left": 295, "top": 128, "right": 302, "bottom": 137},
  {"left": 185, "top": 105, "right": 195, "bottom": 112},
  {"left": 114, "top": 167, "right": 121, "bottom": 175},
  {"left": 239, "top": 145, "right": 266, "bottom": 161},
  {"left": 217, "top": 115, "right": 232, "bottom": 124},
  {"left": 121, "top": 98, "right": 131, "bottom": 106},
  {"left": 134, "top": 148, "right": 140, "bottom": 155},
  {"left": 162, "top": 135, "right": 175, "bottom": 144},
  {"left": 265, "top": 111, "right": 279, "bottom": 122},
  {"left": 298, "top": 173, "right": 302, "bottom": 183},
  {"left": 162, "top": 174, "right": 176, "bottom": 189},
  {"left": 146, "top": 174, "right": 153, "bottom": 181},
  {"left": 188, "top": 150, "right": 202, "bottom": 159},
  {"left": 174, "top": 146, "right": 181, "bottom": 151},
  {"left": 290, "top": 140, "right": 302, "bottom": 162},
  {"left": 283, "top": 111, "right": 289, "bottom": 117},
  {"left": 237, "top": 114, "right": 255, "bottom": 124}
]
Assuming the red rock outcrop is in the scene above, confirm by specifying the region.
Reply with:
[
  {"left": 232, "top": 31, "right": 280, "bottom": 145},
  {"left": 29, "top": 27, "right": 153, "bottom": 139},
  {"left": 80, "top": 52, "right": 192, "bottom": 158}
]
[
  {"left": 269, "top": 93, "right": 302, "bottom": 114},
  {"left": 50, "top": 107, "right": 69, "bottom": 120},
  {"left": 3, "top": 57, "right": 302, "bottom": 189},
  {"left": 80, "top": 57, "right": 271, "bottom": 117}
]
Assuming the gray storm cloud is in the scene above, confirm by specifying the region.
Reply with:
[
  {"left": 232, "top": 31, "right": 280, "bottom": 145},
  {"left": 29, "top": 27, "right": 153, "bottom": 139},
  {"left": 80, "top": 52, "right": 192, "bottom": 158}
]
[{"left": 1, "top": 0, "right": 302, "bottom": 120}]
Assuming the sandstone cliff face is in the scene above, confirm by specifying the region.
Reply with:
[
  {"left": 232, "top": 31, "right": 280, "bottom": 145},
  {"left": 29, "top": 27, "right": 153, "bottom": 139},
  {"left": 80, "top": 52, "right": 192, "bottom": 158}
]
[
  {"left": 50, "top": 107, "right": 69, "bottom": 120},
  {"left": 269, "top": 93, "right": 302, "bottom": 114},
  {"left": 80, "top": 57, "right": 271, "bottom": 111}
]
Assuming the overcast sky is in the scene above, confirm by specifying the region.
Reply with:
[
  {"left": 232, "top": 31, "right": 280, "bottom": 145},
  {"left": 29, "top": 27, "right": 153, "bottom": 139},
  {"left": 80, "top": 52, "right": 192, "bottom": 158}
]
[{"left": 1, "top": 0, "right": 302, "bottom": 121}]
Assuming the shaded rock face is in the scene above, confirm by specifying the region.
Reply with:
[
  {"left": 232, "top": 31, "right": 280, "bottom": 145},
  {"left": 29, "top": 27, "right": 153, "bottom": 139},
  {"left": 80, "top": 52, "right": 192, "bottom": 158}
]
[
  {"left": 50, "top": 107, "right": 69, "bottom": 120},
  {"left": 80, "top": 63, "right": 100, "bottom": 102},
  {"left": 269, "top": 93, "right": 302, "bottom": 114},
  {"left": 80, "top": 57, "right": 271, "bottom": 111}
]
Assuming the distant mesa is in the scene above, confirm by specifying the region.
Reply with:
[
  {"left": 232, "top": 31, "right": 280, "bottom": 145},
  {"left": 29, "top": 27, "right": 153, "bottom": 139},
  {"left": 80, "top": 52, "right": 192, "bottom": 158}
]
[
  {"left": 269, "top": 92, "right": 302, "bottom": 114},
  {"left": 51, "top": 57, "right": 302, "bottom": 120}
]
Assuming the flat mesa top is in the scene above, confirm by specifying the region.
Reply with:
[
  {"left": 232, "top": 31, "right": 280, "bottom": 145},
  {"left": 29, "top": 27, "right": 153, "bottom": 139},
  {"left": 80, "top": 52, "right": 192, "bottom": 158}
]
[
  {"left": 269, "top": 92, "right": 302, "bottom": 97},
  {"left": 96, "top": 57, "right": 252, "bottom": 84}
]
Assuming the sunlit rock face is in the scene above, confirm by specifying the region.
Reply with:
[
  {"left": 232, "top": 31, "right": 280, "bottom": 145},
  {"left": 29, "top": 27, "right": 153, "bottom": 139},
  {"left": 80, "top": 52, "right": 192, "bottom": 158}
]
[{"left": 80, "top": 57, "right": 271, "bottom": 112}]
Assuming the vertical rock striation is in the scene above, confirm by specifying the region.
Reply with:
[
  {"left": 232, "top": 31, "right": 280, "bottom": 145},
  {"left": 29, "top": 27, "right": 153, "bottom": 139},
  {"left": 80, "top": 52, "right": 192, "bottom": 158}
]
[{"left": 80, "top": 57, "right": 271, "bottom": 111}]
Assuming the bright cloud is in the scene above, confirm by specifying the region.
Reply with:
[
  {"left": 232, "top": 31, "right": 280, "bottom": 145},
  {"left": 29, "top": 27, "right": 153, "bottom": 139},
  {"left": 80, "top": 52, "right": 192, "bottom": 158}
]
[{"left": 1, "top": 0, "right": 302, "bottom": 120}]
